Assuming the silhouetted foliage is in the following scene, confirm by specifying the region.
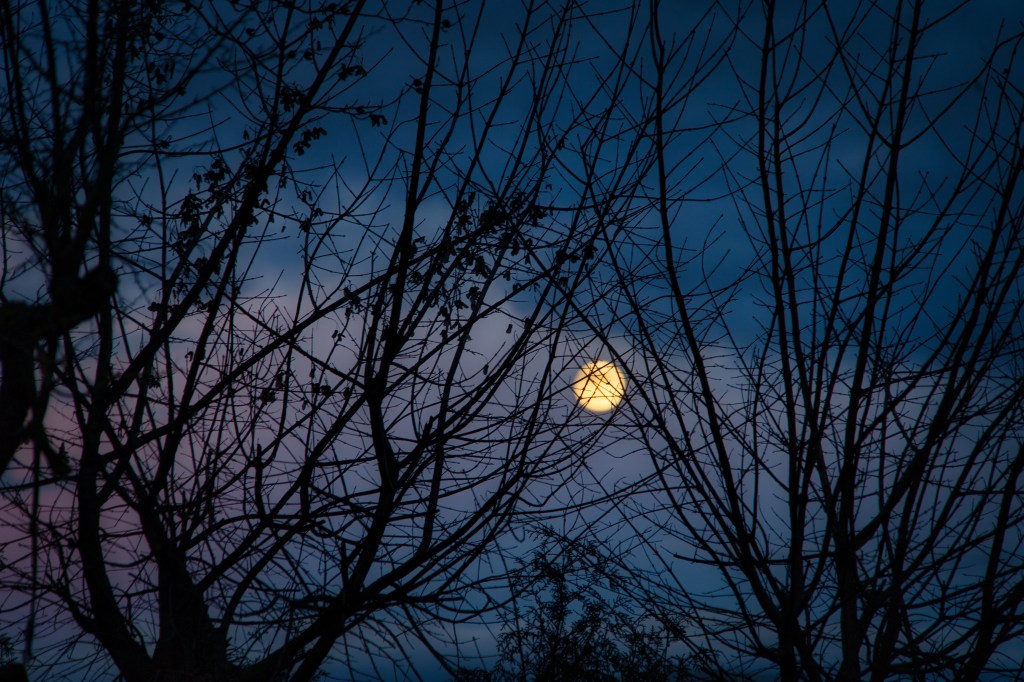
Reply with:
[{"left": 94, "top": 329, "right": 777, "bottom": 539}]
[
  {"left": 0, "top": 636, "right": 27, "bottom": 682},
  {"left": 452, "top": 533, "right": 707, "bottom": 682}
]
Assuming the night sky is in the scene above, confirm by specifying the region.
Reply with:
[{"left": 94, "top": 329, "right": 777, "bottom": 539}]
[{"left": 2, "top": 1, "right": 1024, "bottom": 680}]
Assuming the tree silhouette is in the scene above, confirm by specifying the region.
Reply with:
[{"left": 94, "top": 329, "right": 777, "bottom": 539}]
[
  {"left": 3, "top": 1, "right": 1023, "bottom": 681},
  {"left": 594, "top": 1, "right": 1024, "bottom": 680},
  {"left": 1, "top": 1, "right": 710, "bottom": 679},
  {"left": 453, "top": 532, "right": 707, "bottom": 682}
]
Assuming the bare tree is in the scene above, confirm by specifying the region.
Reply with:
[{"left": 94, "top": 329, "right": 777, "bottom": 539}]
[
  {"left": 594, "top": 0, "right": 1024, "bottom": 680},
  {"left": 11, "top": 1, "right": 1017, "bottom": 680},
  {"left": 0, "top": 1, "right": 721, "bottom": 679}
]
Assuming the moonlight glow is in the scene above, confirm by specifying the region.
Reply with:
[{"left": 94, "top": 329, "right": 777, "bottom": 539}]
[{"left": 572, "top": 361, "right": 625, "bottom": 413}]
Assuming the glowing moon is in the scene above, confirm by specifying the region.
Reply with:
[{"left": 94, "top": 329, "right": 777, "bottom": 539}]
[{"left": 572, "top": 360, "right": 625, "bottom": 413}]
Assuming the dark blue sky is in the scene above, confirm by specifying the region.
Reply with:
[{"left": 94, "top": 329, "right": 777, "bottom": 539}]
[{"left": 4, "top": 0, "right": 1024, "bottom": 680}]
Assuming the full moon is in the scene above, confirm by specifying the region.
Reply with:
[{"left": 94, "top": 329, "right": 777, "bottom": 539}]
[{"left": 572, "top": 360, "right": 625, "bottom": 413}]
